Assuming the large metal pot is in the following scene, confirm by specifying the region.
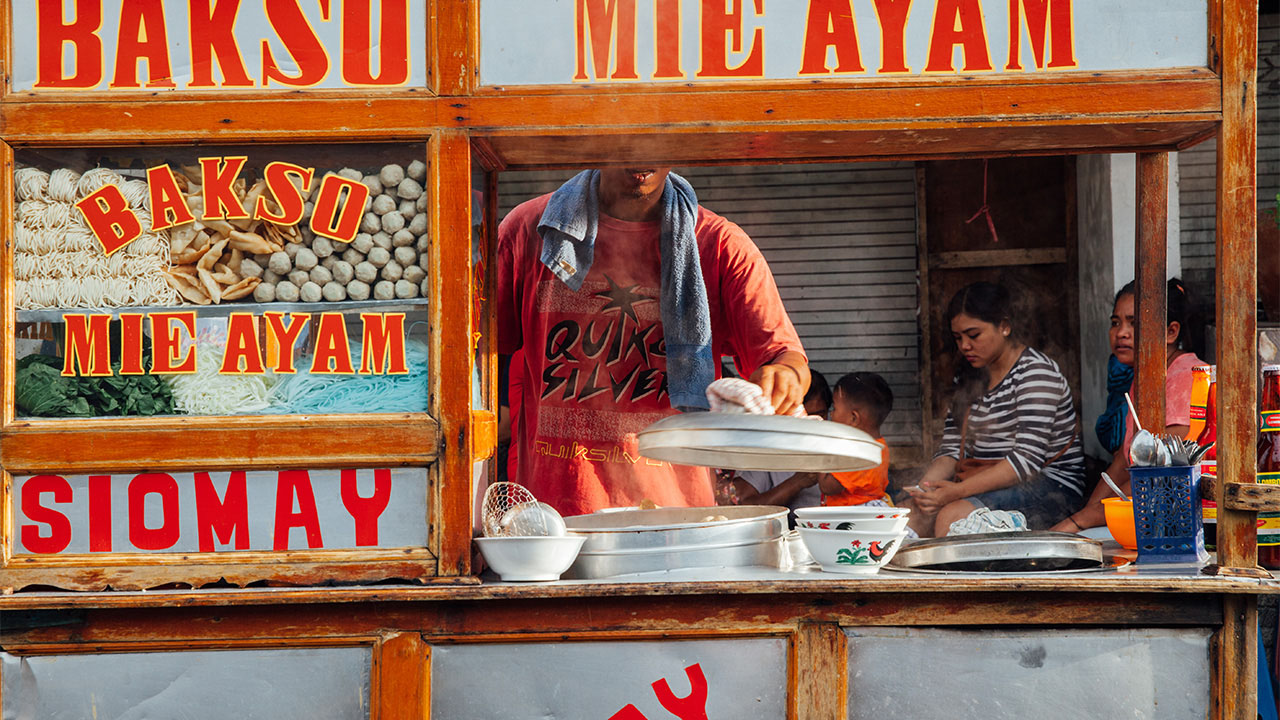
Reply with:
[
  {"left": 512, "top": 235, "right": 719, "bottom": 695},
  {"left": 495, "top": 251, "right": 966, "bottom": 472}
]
[{"left": 563, "top": 505, "right": 788, "bottom": 579}]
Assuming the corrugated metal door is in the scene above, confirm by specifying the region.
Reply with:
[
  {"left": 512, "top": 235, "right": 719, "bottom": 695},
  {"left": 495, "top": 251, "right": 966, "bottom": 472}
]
[{"left": 497, "top": 162, "right": 922, "bottom": 460}]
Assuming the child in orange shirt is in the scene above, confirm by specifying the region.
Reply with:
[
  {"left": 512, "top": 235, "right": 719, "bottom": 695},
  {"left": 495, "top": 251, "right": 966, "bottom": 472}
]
[{"left": 820, "top": 372, "right": 893, "bottom": 506}]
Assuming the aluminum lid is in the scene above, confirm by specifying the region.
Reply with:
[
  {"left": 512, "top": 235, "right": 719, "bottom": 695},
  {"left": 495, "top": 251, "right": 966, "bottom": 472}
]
[
  {"left": 636, "top": 412, "right": 883, "bottom": 472},
  {"left": 888, "top": 531, "right": 1104, "bottom": 573}
]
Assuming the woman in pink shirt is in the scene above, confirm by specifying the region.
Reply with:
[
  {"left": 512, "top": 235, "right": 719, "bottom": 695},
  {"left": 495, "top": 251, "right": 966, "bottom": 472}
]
[{"left": 1052, "top": 278, "right": 1205, "bottom": 532}]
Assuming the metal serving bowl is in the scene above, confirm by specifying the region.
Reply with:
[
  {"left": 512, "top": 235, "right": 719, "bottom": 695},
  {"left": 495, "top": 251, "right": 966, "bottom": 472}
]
[{"left": 562, "top": 505, "right": 788, "bottom": 579}]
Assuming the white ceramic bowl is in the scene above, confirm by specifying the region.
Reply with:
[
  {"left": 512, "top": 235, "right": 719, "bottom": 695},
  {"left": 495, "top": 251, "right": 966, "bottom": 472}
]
[
  {"left": 474, "top": 535, "right": 587, "bottom": 581},
  {"left": 795, "top": 515, "right": 910, "bottom": 533},
  {"left": 794, "top": 506, "right": 910, "bottom": 520},
  {"left": 796, "top": 527, "right": 907, "bottom": 574}
]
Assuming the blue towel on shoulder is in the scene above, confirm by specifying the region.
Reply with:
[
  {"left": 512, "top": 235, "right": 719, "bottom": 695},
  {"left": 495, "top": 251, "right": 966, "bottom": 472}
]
[
  {"left": 538, "top": 170, "right": 714, "bottom": 411},
  {"left": 1095, "top": 354, "right": 1135, "bottom": 453}
]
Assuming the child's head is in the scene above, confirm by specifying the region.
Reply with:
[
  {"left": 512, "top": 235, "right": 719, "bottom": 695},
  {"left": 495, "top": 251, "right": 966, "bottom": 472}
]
[
  {"left": 804, "top": 369, "right": 833, "bottom": 418},
  {"left": 831, "top": 371, "right": 893, "bottom": 436}
]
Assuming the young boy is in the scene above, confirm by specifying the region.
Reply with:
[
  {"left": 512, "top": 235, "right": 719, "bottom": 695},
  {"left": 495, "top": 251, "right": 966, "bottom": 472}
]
[{"left": 820, "top": 371, "right": 893, "bottom": 506}]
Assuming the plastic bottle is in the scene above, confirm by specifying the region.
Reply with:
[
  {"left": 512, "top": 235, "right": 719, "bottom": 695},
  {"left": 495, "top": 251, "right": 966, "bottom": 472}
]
[
  {"left": 1189, "top": 364, "right": 1212, "bottom": 440},
  {"left": 1257, "top": 365, "right": 1280, "bottom": 569},
  {"left": 1198, "top": 366, "right": 1218, "bottom": 551}
]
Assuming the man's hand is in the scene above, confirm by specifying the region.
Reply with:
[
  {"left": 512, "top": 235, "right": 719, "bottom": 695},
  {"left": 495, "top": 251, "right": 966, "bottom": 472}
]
[{"left": 749, "top": 352, "right": 809, "bottom": 416}]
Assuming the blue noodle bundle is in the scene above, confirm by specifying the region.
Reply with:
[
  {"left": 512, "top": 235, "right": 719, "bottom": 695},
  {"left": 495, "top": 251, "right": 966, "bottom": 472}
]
[{"left": 265, "top": 339, "right": 429, "bottom": 414}]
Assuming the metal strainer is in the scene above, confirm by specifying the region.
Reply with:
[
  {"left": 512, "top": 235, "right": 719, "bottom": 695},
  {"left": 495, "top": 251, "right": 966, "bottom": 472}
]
[{"left": 481, "top": 482, "right": 566, "bottom": 537}]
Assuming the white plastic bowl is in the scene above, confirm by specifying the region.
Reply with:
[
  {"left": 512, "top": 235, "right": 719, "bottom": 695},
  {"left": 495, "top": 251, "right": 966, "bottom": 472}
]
[
  {"left": 796, "top": 527, "right": 907, "bottom": 574},
  {"left": 795, "top": 515, "right": 910, "bottom": 533},
  {"left": 474, "top": 535, "right": 587, "bottom": 581}
]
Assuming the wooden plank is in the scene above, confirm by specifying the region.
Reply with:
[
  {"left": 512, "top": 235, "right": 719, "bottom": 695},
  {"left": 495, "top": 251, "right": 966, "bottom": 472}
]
[
  {"left": 1214, "top": 0, "right": 1259, "bottom": 573},
  {"left": 1223, "top": 482, "right": 1280, "bottom": 512},
  {"left": 928, "top": 248, "right": 1066, "bottom": 270},
  {"left": 1135, "top": 152, "right": 1169, "bottom": 433},
  {"left": 0, "top": 416, "right": 437, "bottom": 472},
  {"left": 376, "top": 632, "right": 430, "bottom": 720},
  {"left": 430, "top": 131, "right": 475, "bottom": 577},
  {"left": 1215, "top": 595, "right": 1257, "bottom": 720},
  {"left": 793, "top": 622, "right": 847, "bottom": 720},
  {"left": 431, "top": 0, "right": 477, "bottom": 96},
  {"left": 1, "top": 141, "right": 13, "bottom": 428}
]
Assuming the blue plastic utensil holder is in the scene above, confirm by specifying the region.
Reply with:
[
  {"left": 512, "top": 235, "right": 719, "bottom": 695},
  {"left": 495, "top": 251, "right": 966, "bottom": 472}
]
[{"left": 1129, "top": 464, "right": 1208, "bottom": 564}]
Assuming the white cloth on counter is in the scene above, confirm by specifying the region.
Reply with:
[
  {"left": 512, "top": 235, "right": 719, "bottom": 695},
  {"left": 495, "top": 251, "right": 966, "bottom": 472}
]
[{"left": 946, "top": 507, "right": 1028, "bottom": 536}]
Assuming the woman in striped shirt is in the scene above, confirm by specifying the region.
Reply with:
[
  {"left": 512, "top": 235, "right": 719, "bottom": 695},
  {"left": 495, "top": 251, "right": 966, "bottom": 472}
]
[{"left": 906, "top": 282, "right": 1086, "bottom": 537}]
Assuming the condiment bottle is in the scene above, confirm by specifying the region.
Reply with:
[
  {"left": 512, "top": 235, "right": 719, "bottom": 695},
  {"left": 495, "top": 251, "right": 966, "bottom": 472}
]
[
  {"left": 1198, "top": 366, "right": 1218, "bottom": 550},
  {"left": 1257, "top": 365, "right": 1280, "bottom": 569},
  {"left": 1189, "top": 364, "right": 1212, "bottom": 440}
]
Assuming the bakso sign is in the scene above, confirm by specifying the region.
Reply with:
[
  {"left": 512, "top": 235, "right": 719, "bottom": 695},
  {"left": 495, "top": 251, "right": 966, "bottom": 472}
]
[
  {"left": 479, "top": 0, "right": 1209, "bottom": 86},
  {"left": 12, "top": 468, "right": 429, "bottom": 555},
  {"left": 12, "top": 0, "right": 428, "bottom": 92}
]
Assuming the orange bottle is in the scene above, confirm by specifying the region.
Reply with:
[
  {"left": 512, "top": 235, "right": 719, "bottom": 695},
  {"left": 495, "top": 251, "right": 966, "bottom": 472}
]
[
  {"left": 1257, "top": 365, "right": 1280, "bottom": 569},
  {"left": 1198, "top": 366, "right": 1218, "bottom": 550},
  {"left": 1188, "top": 364, "right": 1212, "bottom": 440}
]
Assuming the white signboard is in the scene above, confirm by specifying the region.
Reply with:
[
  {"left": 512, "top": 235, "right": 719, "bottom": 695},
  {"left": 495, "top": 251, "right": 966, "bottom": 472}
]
[
  {"left": 12, "top": 0, "right": 428, "bottom": 92},
  {"left": 11, "top": 467, "right": 429, "bottom": 554},
  {"left": 431, "top": 638, "right": 788, "bottom": 718},
  {"left": 480, "top": 0, "right": 1209, "bottom": 86}
]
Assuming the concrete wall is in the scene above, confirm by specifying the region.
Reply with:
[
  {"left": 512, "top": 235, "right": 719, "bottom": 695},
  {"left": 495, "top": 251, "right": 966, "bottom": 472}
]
[{"left": 1076, "top": 153, "right": 1181, "bottom": 459}]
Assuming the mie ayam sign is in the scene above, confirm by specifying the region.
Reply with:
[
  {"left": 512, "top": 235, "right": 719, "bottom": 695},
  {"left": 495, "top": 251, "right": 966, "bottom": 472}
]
[{"left": 480, "top": 0, "right": 1209, "bottom": 86}]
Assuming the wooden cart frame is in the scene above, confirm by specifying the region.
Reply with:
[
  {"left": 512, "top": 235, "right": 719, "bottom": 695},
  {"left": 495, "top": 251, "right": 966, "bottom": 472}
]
[{"left": 0, "top": 1, "right": 1272, "bottom": 717}]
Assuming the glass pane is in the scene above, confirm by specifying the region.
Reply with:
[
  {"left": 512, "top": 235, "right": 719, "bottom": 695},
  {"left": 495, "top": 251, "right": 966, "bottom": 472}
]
[
  {"left": 2, "top": 646, "right": 372, "bottom": 719},
  {"left": 12, "top": 144, "right": 430, "bottom": 419}
]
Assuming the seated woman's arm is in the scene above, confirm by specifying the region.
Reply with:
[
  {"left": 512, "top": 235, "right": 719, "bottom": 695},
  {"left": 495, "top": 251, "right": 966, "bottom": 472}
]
[{"left": 1050, "top": 452, "right": 1131, "bottom": 532}]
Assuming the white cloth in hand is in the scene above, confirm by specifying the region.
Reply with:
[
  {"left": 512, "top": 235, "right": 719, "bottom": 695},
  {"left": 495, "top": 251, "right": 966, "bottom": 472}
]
[{"left": 705, "top": 378, "right": 774, "bottom": 415}]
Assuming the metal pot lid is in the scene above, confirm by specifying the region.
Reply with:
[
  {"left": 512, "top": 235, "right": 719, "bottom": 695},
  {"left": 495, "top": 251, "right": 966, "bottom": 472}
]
[
  {"left": 637, "top": 412, "right": 883, "bottom": 472},
  {"left": 888, "top": 531, "right": 1104, "bottom": 573}
]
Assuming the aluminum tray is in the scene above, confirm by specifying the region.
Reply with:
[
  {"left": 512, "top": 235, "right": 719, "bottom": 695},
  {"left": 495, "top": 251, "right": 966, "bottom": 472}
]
[
  {"left": 563, "top": 505, "right": 788, "bottom": 579},
  {"left": 887, "top": 531, "right": 1104, "bottom": 573},
  {"left": 637, "top": 412, "right": 883, "bottom": 472}
]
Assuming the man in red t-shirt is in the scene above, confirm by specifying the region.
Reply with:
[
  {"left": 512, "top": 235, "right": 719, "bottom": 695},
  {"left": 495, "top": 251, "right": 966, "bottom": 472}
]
[{"left": 497, "top": 167, "right": 808, "bottom": 517}]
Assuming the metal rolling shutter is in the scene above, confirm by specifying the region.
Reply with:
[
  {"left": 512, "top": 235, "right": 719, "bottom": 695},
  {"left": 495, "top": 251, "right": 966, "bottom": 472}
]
[
  {"left": 497, "top": 162, "right": 922, "bottom": 453},
  {"left": 1178, "top": 11, "right": 1280, "bottom": 313}
]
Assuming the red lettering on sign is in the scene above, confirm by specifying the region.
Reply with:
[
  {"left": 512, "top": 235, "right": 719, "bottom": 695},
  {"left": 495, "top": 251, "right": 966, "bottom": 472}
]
[
  {"left": 21, "top": 475, "right": 73, "bottom": 554},
  {"left": 188, "top": 0, "right": 254, "bottom": 88},
  {"left": 341, "top": 0, "right": 410, "bottom": 85},
  {"left": 310, "top": 174, "right": 370, "bottom": 243},
  {"left": 263, "top": 312, "right": 311, "bottom": 373},
  {"left": 88, "top": 474, "right": 113, "bottom": 552},
  {"left": 274, "top": 470, "right": 324, "bottom": 550},
  {"left": 200, "top": 156, "right": 252, "bottom": 221},
  {"left": 800, "top": 0, "right": 865, "bottom": 75},
  {"left": 147, "top": 165, "right": 196, "bottom": 231},
  {"left": 119, "top": 312, "right": 147, "bottom": 375},
  {"left": 697, "top": 0, "right": 764, "bottom": 78},
  {"left": 262, "top": 0, "right": 330, "bottom": 87},
  {"left": 151, "top": 312, "right": 198, "bottom": 373},
  {"left": 35, "top": 0, "right": 103, "bottom": 88},
  {"left": 111, "top": 0, "right": 175, "bottom": 88},
  {"left": 195, "top": 471, "right": 250, "bottom": 551},
  {"left": 652, "top": 663, "right": 709, "bottom": 720},
  {"left": 128, "top": 473, "right": 181, "bottom": 550},
  {"left": 62, "top": 313, "right": 113, "bottom": 377},
  {"left": 653, "top": 0, "right": 682, "bottom": 79},
  {"left": 221, "top": 313, "right": 267, "bottom": 374},
  {"left": 925, "top": 0, "right": 993, "bottom": 72},
  {"left": 256, "top": 162, "right": 313, "bottom": 225},
  {"left": 76, "top": 185, "right": 143, "bottom": 256},
  {"left": 311, "top": 312, "right": 356, "bottom": 374},
  {"left": 871, "top": 0, "right": 913, "bottom": 73},
  {"left": 575, "top": 0, "right": 639, "bottom": 81},
  {"left": 360, "top": 313, "right": 408, "bottom": 374},
  {"left": 1005, "top": 0, "right": 1076, "bottom": 70},
  {"left": 609, "top": 706, "right": 649, "bottom": 720},
  {"left": 341, "top": 469, "right": 392, "bottom": 546}
]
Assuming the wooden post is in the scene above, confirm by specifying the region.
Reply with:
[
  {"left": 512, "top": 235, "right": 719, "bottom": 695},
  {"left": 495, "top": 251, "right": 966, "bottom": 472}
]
[
  {"left": 1213, "top": 0, "right": 1258, "bottom": 718},
  {"left": 432, "top": 131, "right": 476, "bottom": 576},
  {"left": 1134, "top": 153, "right": 1169, "bottom": 432}
]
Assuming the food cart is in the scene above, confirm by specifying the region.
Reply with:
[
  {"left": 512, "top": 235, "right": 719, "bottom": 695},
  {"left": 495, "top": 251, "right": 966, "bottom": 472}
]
[{"left": 0, "top": 1, "right": 1274, "bottom": 717}]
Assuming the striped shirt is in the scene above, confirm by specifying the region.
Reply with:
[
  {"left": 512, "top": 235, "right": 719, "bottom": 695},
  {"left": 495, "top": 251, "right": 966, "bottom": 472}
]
[{"left": 937, "top": 347, "right": 1085, "bottom": 495}]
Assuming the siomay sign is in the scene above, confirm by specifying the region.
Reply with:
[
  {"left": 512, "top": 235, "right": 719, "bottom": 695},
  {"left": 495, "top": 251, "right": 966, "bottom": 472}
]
[{"left": 12, "top": 467, "right": 430, "bottom": 555}]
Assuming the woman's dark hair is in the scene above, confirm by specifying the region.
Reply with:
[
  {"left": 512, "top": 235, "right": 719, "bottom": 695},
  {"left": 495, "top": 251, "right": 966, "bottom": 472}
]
[
  {"left": 944, "top": 281, "right": 1018, "bottom": 418},
  {"left": 1114, "top": 277, "right": 1198, "bottom": 354},
  {"left": 805, "top": 369, "right": 833, "bottom": 412}
]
